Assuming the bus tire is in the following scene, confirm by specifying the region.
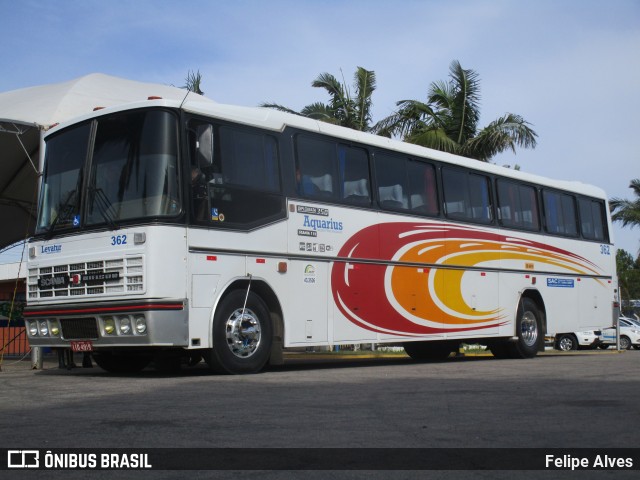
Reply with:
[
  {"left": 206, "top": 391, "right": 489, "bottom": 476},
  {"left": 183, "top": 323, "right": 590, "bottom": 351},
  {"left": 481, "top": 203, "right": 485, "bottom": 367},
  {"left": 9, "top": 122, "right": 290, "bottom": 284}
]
[
  {"left": 92, "top": 352, "right": 152, "bottom": 373},
  {"left": 403, "top": 340, "right": 457, "bottom": 361},
  {"left": 510, "top": 297, "right": 542, "bottom": 358},
  {"left": 206, "top": 290, "right": 272, "bottom": 374}
]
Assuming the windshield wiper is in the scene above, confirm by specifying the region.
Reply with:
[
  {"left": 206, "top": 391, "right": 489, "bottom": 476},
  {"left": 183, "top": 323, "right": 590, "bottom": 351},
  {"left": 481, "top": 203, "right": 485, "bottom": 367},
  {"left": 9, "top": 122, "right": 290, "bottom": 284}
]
[{"left": 89, "top": 187, "right": 119, "bottom": 230}]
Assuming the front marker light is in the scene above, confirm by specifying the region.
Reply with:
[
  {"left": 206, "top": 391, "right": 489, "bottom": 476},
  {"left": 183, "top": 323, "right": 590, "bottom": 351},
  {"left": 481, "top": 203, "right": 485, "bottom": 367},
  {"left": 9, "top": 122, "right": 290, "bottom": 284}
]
[
  {"left": 28, "top": 321, "right": 39, "bottom": 337},
  {"left": 104, "top": 317, "right": 116, "bottom": 335},
  {"left": 119, "top": 317, "right": 131, "bottom": 335},
  {"left": 50, "top": 320, "right": 60, "bottom": 337},
  {"left": 39, "top": 320, "right": 49, "bottom": 337},
  {"left": 135, "top": 316, "right": 147, "bottom": 334}
]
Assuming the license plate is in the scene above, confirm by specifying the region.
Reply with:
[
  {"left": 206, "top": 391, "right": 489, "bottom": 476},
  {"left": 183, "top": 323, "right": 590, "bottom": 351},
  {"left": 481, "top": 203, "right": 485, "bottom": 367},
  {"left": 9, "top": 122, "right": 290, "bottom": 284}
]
[{"left": 70, "top": 340, "right": 93, "bottom": 352}]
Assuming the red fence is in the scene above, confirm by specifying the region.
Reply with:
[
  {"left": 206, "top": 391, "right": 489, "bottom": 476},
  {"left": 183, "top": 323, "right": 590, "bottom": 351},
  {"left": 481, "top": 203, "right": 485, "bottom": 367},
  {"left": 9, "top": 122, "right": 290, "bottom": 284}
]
[{"left": 0, "top": 327, "right": 30, "bottom": 356}]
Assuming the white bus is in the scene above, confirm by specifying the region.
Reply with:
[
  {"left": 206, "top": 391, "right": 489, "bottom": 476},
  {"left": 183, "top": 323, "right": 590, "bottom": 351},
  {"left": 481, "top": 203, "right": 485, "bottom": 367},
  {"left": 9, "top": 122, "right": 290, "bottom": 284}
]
[{"left": 23, "top": 96, "right": 618, "bottom": 373}]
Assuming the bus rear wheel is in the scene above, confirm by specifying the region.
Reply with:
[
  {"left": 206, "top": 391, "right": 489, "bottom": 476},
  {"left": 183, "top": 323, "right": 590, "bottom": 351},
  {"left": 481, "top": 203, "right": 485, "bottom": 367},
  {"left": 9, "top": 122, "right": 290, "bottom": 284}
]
[
  {"left": 510, "top": 297, "right": 543, "bottom": 358},
  {"left": 206, "top": 290, "right": 272, "bottom": 374}
]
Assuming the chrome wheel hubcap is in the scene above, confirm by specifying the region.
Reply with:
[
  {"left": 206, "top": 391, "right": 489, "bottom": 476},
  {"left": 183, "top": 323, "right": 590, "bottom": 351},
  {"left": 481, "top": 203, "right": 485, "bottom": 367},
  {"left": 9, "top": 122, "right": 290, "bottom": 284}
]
[
  {"left": 521, "top": 311, "right": 538, "bottom": 347},
  {"left": 225, "top": 308, "right": 262, "bottom": 358}
]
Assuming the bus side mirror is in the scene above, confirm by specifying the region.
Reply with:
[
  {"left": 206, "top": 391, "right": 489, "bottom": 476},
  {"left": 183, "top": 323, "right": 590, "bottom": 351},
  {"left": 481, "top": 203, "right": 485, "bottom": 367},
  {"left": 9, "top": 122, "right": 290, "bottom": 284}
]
[{"left": 196, "top": 124, "right": 214, "bottom": 167}]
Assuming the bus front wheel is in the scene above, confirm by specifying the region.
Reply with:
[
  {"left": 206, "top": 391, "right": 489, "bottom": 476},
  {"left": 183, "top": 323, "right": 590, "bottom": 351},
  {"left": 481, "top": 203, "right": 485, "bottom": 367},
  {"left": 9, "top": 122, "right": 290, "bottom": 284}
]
[{"left": 206, "top": 290, "right": 273, "bottom": 374}]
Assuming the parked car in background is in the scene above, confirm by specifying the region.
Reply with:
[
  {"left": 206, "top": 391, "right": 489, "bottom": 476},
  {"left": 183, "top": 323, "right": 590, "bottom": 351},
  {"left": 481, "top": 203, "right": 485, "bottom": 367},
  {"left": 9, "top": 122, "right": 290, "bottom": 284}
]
[
  {"left": 598, "top": 317, "right": 640, "bottom": 350},
  {"left": 554, "top": 330, "right": 601, "bottom": 351}
]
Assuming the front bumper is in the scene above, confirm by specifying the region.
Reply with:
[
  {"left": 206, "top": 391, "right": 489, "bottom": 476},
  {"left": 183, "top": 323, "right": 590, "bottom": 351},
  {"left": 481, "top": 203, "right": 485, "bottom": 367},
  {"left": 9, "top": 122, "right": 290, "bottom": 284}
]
[{"left": 23, "top": 299, "right": 188, "bottom": 348}]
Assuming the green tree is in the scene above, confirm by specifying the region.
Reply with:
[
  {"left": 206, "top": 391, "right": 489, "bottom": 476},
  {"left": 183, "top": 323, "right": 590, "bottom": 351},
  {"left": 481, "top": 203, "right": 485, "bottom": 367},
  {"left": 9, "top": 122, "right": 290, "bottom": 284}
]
[
  {"left": 373, "top": 60, "right": 537, "bottom": 162},
  {"left": 262, "top": 67, "right": 377, "bottom": 131},
  {"left": 617, "top": 248, "right": 640, "bottom": 310},
  {"left": 610, "top": 179, "right": 640, "bottom": 229}
]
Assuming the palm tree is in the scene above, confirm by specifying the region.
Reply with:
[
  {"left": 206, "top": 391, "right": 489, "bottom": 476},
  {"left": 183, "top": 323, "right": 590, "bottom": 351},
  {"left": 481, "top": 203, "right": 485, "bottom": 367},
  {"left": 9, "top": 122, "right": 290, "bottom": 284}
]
[
  {"left": 262, "top": 67, "right": 376, "bottom": 131},
  {"left": 610, "top": 179, "right": 640, "bottom": 229},
  {"left": 183, "top": 70, "right": 204, "bottom": 95},
  {"left": 373, "top": 60, "right": 537, "bottom": 162}
]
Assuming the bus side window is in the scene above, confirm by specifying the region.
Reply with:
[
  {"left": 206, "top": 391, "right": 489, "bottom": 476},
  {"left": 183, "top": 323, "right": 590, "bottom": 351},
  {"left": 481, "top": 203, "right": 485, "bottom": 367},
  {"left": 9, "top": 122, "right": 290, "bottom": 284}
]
[
  {"left": 339, "top": 144, "right": 370, "bottom": 206},
  {"left": 408, "top": 160, "right": 438, "bottom": 215},
  {"left": 543, "top": 190, "right": 578, "bottom": 236},
  {"left": 442, "top": 167, "right": 492, "bottom": 223},
  {"left": 295, "top": 136, "right": 337, "bottom": 200},
  {"left": 579, "top": 197, "right": 608, "bottom": 241},
  {"left": 497, "top": 179, "right": 539, "bottom": 231},
  {"left": 375, "top": 152, "right": 408, "bottom": 210}
]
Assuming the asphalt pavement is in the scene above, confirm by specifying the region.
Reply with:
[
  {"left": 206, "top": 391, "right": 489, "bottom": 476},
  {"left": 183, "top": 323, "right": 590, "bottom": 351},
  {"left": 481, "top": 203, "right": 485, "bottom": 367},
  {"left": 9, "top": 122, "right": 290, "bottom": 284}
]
[{"left": 0, "top": 349, "right": 638, "bottom": 480}]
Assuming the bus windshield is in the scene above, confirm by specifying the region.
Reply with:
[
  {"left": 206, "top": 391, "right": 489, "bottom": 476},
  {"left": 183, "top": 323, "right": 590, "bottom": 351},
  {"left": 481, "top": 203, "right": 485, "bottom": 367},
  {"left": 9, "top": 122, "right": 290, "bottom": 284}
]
[
  {"left": 36, "top": 110, "right": 181, "bottom": 235},
  {"left": 36, "top": 123, "right": 91, "bottom": 234}
]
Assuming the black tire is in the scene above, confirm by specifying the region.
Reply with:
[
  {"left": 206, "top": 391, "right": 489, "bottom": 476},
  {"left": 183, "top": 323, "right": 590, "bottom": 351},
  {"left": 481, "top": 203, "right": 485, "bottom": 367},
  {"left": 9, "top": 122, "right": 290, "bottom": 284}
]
[
  {"left": 403, "top": 340, "right": 457, "bottom": 361},
  {"left": 510, "top": 297, "right": 543, "bottom": 359},
  {"left": 598, "top": 344, "right": 610, "bottom": 350},
  {"left": 92, "top": 352, "right": 152, "bottom": 373},
  {"left": 555, "top": 334, "right": 578, "bottom": 352},
  {"left": 206, "top": 290, "right": 272, "bottom": 374},
  {"left": 620, "top": 336, "right": 632, "bottom": 350}
]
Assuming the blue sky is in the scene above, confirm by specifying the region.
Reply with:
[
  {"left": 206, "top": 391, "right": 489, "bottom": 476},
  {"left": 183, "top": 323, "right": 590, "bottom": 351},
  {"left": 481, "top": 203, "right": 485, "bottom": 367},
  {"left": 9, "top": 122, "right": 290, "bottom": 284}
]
[{"left": 1, "top": 0, "right": 639, "bottom": 262}]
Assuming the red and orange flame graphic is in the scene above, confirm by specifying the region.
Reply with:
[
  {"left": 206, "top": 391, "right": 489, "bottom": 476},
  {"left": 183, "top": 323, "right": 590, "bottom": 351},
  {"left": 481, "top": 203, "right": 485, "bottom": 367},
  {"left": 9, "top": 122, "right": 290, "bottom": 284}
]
[{"left": 330, "top": 222, "right": 602, "bottom": 337}]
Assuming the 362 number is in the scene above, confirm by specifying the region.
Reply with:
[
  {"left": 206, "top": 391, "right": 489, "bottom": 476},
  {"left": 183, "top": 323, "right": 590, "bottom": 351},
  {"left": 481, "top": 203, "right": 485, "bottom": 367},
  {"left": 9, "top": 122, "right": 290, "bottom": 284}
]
[
  {"left": 600, "top": 244, "right": 610, "bottom": 255},
  {"left": 111, "top": 235, "right": 127, "bottom": 246}
]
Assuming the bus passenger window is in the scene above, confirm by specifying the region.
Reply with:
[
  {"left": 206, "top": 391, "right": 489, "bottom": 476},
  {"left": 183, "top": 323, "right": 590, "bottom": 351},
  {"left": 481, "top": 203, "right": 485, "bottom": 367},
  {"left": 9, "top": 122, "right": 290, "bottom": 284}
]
[
  {"left": 339, "top": 145, "right": 370, "bottom": 206},
  {"left": 295, "top": 136, "right": 337, "bottom": 200},
  {"left": 408, "top": 160, "right": 438, "bottom": 215},
  {"left": 443, "top": 168, "right": 492, "bottom": 223},
  {"left": 497, "top": 179, "right": 539, "bottom": 231},
  {"left": 543, "top": 190, "right": 578, "bottom": 236},
  {"left": 375, "top": 153, "right": 408, "bottom": 210},
  {"left": 579, "top": 197, "right": 607, "bottom": 241}
]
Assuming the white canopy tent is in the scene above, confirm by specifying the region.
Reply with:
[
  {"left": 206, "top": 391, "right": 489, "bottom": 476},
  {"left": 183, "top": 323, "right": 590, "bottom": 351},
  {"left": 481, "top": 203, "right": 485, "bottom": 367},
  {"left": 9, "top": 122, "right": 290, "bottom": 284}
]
[{"left": 0, "top": 73, "right": 213, "bottom": 250}]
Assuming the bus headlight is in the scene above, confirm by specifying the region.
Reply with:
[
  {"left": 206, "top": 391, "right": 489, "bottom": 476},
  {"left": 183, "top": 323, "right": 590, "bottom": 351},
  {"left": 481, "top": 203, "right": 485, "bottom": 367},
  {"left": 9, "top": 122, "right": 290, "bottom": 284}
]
[
  {"left": 39, "top": 320, "right": 49, "bottom": 337},
  {"left": 50, "top": 320, "right": 60, "bottom": 337},
  {"left": 135, "top": 316, "right": 147, "bottom": 334},
  {"left": 104, "top": 317, "right": 116, "bottom": 335},
  {"left": 119, "top": 317, "right": 132, "bottom": 335},
  {"left": 28, "top": 321, "right": 39, "bottom": 337}
]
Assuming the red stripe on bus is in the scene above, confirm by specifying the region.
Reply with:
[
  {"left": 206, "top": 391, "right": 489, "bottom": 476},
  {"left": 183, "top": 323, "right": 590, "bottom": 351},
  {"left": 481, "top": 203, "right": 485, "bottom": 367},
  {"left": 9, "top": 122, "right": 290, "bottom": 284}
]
[{"left": 23, "top": 303, "right": 183, "bottom": 317}]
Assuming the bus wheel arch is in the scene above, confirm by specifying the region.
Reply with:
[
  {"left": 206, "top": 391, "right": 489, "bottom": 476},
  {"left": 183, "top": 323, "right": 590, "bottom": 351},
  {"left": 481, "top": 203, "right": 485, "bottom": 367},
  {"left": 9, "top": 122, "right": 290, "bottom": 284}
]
[{"left": 206, "top": 279, "right": 284, "bottom": 374}]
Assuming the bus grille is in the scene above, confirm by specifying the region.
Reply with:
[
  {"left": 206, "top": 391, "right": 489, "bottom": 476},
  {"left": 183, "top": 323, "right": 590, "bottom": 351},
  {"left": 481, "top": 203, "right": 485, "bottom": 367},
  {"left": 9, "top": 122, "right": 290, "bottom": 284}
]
[
  {"left": 28, "top": 256, "right": 145, "bottom": 300},
  {"left": 60, "top": 318, "right": 99, "bottom": 340}
]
